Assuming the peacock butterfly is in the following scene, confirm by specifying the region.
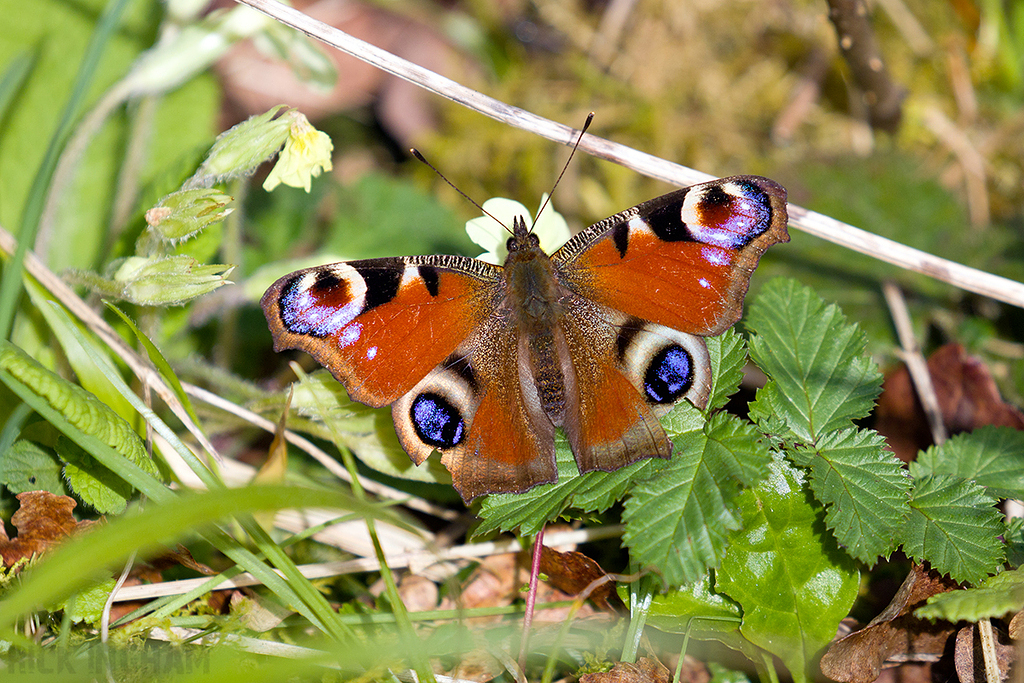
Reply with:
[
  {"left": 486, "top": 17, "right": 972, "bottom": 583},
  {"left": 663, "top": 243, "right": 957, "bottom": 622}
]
[{"left": 262, "top": 172, "right": 788, "bottom": 502}]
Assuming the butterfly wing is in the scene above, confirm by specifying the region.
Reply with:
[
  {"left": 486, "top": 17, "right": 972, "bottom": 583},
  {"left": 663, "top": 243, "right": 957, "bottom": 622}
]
[
  {"left": 558, "top": 295, "right": 712, "bottom": 474},
  {"left": 391, "top": 321, "right": 558, "bottom": 502},
  {"left": 261, "top": 255, "right": 501, "bottom": 407},
  {"left": 553, "top": 176, "right": 788, "bottom": 336},
  {"left": 263, "top": 254, "right": 558, "bottom": 501}
]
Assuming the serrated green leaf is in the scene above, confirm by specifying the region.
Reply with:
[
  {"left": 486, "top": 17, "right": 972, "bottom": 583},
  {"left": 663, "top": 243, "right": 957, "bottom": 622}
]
[
  {"left": 0, "top": 341, "right": 158, "bottom": 512},
  {"left": 623, "top": 412, "right": 770, "bottom": 587},
  {"left": 912, "top": 426, "right": 1024, "bottom": 500},
  {"left": 1006, "top": 518, "right": 1024, "bottom": 569},
  {"left": 795, "top": 429, "right": 911, "bottom": 562},
  {"left": 716, "top": 459, "right": 860, "bottom": 683},
  {"left": 474, "top": 405, "right": 707, "bottom": 537},
  {"left": 916, "top": 568, "right": 1024, "bottom": 622},
  {"left": 58, "top": 436, "right": 132, "bottom": 514},
  {"left": 475, "top": 437, "right": 661, "bottom": 537},
  {"left": 898, "top": 474, "right": 1005, "bottom": 584},
  {"left": 746, "top": 279, "right": 882, "bottom": 443},
  {"left": 706, "top": 329, "right": 747, "bottom": 411},
  {"left": 0, "top": 439, "right": 66, "bottom": 494},
  {"left": 60, "top": 578, "right": 116, "bottom": 625}
]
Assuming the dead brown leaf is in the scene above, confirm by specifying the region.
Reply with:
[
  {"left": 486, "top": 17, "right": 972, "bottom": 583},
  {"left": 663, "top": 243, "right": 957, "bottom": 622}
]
[
  {"left": 579, "top": 657, "right": 670, "bottom": 683},
  {"left": 876, "top": 343, "right": 1024, "bottom": 461},
  {"left": 0, "top": 491, "right": 97, "bottom": 569},
  {"left": 397, "top": 574, "right": 439, "bottom": 613},
  {"left": 447, "top": 648, "right": 505, "bottom": 683},
  {"left": 536, "top": 545, "right": 626, "bottom": 614},
  {"left": 953, "top": 623, "right": 1017, "bottom": 683},
  {"left": 820, "top": 564, "right": 961, "bottom": 683}
]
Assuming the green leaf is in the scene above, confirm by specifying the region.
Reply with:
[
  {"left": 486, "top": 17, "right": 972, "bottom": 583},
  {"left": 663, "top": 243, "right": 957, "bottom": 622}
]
[
  {"left": 916, "top": 568, "right": 1024, "bottom": 622},
  {"left": 474, "top": 405, "right": 710, "bottom": 537},
  {"left": 475, "top": 436, "right": 661, "bottom": 537},
  {"left": 0, "top": 341, "right": 157, "bottom": 495},
  {"left": 1007, "top": 518, "right": 1024, "bottom": 569},
  {"left": 705, "top": 329, "right": 747, "bottom": 411},
  {"left": 898, "top": 474, "right": 1005, "bottom": 584},
  {"left": 60, "top": 578, "right": 116, "bottom": 625},
  {"left": 57, "top": 436, "right": 133, "bottom": 514},
  {"left": 794, "top": 429, "right": 912, "bottom": 563},
  {"left": 912, "top": 426, "right": 1024, "bottom": 500},
  {"left": 623, "top": 412, "right": 771, "bottom": 587},
  {"left": 746, "top": 279, "right": 882, "bottom": 443},
  {"left": 715, "top": 459, "right": 860, "bottom": 683},
  {"left": 646, "top": 575, "right": 759, "bottom": 659},
  {"left": 0, "top": 439, "right": 66, "bottom": 494}
]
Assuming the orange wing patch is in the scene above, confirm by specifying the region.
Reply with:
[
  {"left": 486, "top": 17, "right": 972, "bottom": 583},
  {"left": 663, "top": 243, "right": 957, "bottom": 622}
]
[{"left": 262, "top": 258, "right": 498, "bottom": 407}]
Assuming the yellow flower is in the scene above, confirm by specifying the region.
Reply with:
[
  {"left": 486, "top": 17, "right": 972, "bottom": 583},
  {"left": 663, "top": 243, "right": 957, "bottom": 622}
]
[{"left": 263, "top": 112, "right": 334, "bottom": 192}]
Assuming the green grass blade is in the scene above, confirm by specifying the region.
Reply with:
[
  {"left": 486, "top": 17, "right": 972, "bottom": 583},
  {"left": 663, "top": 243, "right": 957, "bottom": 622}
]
[{"left": 0, "top": 0, "right": 131, "bottom": 337}]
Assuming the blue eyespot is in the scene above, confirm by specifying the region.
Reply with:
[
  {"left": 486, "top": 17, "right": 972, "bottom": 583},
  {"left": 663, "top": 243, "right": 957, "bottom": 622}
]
[
  {"left": 644, "top": 346, "right": 693, "bottom": 404},
  {"left": 411, "top": 393, "right": 465, "bottom": 448}
]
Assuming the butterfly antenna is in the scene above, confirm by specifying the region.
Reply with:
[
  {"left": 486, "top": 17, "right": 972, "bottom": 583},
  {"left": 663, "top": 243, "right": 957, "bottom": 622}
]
[
  {"left": 530, "top": 112, "right": 594, "bottom": 233},
  {"left": 410, "top": 148, "right": 512, "bottom": 235}
]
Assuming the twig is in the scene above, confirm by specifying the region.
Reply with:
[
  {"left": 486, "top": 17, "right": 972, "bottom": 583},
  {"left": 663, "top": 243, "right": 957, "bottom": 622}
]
[
  {"left": 826, "top": 0, "right": 906, "bottom": 132},
  {"left": 233, "top": 0, "right": 1024, "bottom": 311},
  {"left": 882, "top": 281, "right": 947, "bottom": 445}
]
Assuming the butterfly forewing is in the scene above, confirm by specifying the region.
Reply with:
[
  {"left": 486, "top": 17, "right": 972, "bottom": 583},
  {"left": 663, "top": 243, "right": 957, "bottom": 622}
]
[
  {"left": 553, "top": 176, "right": 788, "bottom": 337},
  {"left": 261, "top": 256, "right": 501, "bottom": 407}
]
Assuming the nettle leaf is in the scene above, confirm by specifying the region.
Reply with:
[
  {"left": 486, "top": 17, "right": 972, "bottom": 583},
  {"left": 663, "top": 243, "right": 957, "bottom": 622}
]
[
  {"left": 1006, "top": 518, "right": 1024, "bottom": 569},
  {"left": 623, "top": 412, "right": 771, "bottom": 587},
  {"left": 915, "top": 568, "right": 1024, "bottom": 622},
  {"left": 913, "top": 426, "right": 1024, "bottom": 500},
  {"left": 0, "top": 440, "right": 66, "bottom": 495},
  {"left": 0, "top": 342, "right": 158, "bottom": 513},
  {"left": 716, "top": 459, "right": 860, "bottom": 683},
  {"left": 475, "top": 404, "right": 708, "bottom": 537},
  {"left": 705, "top": 329, "right": 747, "bottom": 411},
  {"left": 746, "top": 279, "right": 882, "bottom": 443},
  {"left": 793, "top": 429, "right": 911, "bottom": 563},
  {"left": 57, "top": 437, "right": 135, "bottom": 515},
  {"left": 898, "top": 474, "right": 1005, "bottom": 584},
  {"left": 475, "top": 436, "right": 664, "bottom": 538}
]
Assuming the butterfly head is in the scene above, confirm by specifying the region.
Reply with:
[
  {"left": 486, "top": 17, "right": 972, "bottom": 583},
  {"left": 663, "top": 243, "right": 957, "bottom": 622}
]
[{"left": 506, "top": 215, "right": 541, "bottom": 255}]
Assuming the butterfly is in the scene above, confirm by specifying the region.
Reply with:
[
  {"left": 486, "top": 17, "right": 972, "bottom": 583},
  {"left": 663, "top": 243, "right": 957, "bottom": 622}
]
[{"left": 262, "top": 175, "right": 788, "bottom": 502}]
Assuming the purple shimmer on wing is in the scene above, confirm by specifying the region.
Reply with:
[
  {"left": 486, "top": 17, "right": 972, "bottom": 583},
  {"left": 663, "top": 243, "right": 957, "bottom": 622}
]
[
  {"left": 338, "top": 322, "right": 362, "bottom": 347},
  {"left": 281, "top": 285, "right": 362, "bottom": 336},
  {"left": 687, "top": 183, "right": 771, "bottom": 249},
  {"left": 700, "top": 245, "right": 733, "bottom": 267}
]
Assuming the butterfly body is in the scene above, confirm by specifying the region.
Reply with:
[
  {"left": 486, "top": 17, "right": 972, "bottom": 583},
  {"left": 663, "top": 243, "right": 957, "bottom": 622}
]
[{"left": 262, "top": 175, "right": 788, "bottom": 501}]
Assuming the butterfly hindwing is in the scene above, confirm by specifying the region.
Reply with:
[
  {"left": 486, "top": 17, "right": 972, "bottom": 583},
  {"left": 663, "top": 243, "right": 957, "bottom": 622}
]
[
  {"left": 554, "top": 176, "right": 789, "bottom": 337},
  {"left": 261, "top": 256, "right": 501, "bottom": 407},
  {"left": 559, "top": 299, "right": 712, "bottom": 474},
  {"left": 392, "top": 324, "right": 557, "bottom": 501}
]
